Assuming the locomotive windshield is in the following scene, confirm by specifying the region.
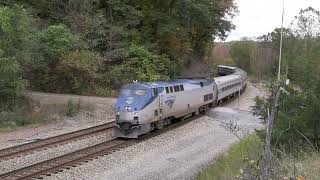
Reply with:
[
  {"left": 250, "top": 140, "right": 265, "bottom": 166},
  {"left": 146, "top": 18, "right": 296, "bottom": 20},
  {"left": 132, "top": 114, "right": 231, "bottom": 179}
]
[{"left": 120, "top": 89, "right": 147, "bottom": 96}]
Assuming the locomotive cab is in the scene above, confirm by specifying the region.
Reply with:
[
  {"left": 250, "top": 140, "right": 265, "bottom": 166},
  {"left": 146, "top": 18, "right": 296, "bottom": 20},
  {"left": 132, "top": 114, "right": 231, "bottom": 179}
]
[{"left": 113, "top": 83, "right": 162, "bottom": 138}]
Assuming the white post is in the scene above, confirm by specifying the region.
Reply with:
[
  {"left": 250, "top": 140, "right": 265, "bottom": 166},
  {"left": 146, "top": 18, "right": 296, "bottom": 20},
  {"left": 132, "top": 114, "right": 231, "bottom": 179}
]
[{"left": 277, "top": 0, "right": 285, "bottom": 82}]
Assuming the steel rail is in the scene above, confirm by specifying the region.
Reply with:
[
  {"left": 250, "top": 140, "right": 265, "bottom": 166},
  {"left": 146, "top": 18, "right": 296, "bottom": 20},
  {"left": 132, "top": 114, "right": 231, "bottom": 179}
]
[
  {"left": 0, "top": 122, "right": 115, "bottom": 161},
  {"left": 0, "top": 115, "right": 203, "bottom": 180}
]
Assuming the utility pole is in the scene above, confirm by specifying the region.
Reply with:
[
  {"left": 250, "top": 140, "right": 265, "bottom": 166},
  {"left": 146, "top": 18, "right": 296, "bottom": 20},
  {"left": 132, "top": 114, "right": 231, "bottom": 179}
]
[
  {"left": 277, "top": 0, "right": 285, "bottom": 82},
  {"left": 261, "top": 0, "right": 285, "bottom": 179}
]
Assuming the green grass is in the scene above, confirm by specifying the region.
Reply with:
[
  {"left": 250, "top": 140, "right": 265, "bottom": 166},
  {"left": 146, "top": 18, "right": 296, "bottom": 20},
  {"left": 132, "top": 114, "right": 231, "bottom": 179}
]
[
  {"left": 198, "top": 134, "right": 262, "bottom": 180},
  {"left": 278, "top": 151, "right": 320, "bottom": 179},
  {"left": 0, "top": 97, "right": 90, "bottom": 132},
  {"left": 0, "top": 104, "right": 63, "bottom": 132}
]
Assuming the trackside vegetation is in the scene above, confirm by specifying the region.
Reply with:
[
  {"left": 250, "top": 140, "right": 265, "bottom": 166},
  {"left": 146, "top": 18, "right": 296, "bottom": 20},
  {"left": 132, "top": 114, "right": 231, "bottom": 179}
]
[
  {"left": 209, "top": 6, "right": 320, "bottom": 179},
  {"left": 198, "top": 134, "right": 262, "bottom": 180},
  {"left": 0, "top": 1, "right": 237, "bottom": 127},
  {"left": 0, "top": 98, "right": 86, "bottom": 132}
]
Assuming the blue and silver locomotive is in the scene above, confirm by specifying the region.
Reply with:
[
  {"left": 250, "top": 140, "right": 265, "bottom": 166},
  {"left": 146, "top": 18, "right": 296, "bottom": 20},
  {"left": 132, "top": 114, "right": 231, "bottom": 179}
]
[
  {"left": 113, "top": 79, "right": 217, "bottom": 138},
  {"left": 113, "top": 65, "right": 247, "bottom": 138}
]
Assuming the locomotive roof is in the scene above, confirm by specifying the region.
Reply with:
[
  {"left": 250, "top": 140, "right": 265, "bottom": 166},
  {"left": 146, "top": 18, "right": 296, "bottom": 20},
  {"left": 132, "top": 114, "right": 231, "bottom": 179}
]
[
  {"left": 217, "top": 65, "right": 237, "bottom": 70},
  {"left": 214, "top": 75, "right": 241, "bottom": 85},
  {"left": 125, "top": 79, "right": 213, "bottom": 89}
]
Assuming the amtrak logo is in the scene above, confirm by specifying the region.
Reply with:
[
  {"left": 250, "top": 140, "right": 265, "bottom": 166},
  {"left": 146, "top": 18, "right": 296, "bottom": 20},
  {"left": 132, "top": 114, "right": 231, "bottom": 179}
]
[
  {"left": 165, "top": 96, "right": 176, "bottom": 108},
  {"left": 125, "top": 97, "right": 134, "bottom": 104}
]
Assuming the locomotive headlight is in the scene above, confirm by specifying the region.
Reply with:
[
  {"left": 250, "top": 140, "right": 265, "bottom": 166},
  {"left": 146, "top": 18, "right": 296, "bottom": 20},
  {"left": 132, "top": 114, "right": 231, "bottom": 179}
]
[
  {"left": 134, "top": 112, "right": 138, "bottom": 115},
  {"left": 124, "top": 106, "right": 131, "bottom": 110},
  {"left": 117, "top": 111, "right": 120, "bottom": 115}
]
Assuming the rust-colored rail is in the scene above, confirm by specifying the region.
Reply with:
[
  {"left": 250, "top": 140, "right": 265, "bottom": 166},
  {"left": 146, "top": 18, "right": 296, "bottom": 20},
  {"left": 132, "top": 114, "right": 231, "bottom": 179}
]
[
  {"left": 0, "top": 139, "right": 131, "bottom": 180},
  {"left": 0, "top": 122, "right": 115, "bottom": 161}
]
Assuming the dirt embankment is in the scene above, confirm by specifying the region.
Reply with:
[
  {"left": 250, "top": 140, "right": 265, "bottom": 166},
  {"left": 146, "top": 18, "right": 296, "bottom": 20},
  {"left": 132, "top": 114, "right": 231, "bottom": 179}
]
[{"left": 0, "top": 92, "right": 117, "bottom": 149}]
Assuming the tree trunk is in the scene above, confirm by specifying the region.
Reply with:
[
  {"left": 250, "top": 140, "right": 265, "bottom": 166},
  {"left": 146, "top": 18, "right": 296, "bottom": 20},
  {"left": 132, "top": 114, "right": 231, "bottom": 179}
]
[{"left": 261, "top": 85, "right": 280, "bottom": 179}]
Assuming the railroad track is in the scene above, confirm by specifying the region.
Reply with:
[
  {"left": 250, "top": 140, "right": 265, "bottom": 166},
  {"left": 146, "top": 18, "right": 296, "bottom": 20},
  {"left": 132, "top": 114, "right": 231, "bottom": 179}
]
[
  {"left": 0, "top": 115, "right": 202, "bottom": 180},
  {"left": 0, "top": 122, "right": 115, "bottom": 161}
]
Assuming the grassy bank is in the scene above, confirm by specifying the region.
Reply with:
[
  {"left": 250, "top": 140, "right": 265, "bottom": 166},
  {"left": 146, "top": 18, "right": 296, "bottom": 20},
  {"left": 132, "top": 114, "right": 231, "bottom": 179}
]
[
  {"left": 0, "top": 98, "right": 88, "bottom": 132},
  {"left": 198, "top": 134, "right": 262, "bottom": 180},
  {"left": 279, "top": 151, "right": 320, "bottom": 179}
]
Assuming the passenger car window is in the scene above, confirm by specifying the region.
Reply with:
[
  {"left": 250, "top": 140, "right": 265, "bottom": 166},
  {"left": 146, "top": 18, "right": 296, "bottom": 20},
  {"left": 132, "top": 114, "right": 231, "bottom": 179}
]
[
  {"left": 174, "top": 86, "right": 180, "bottom": 92},
  {"left": 170, "top": 87, "right": 174, "bottom": 93},
  {"left": 180, "top": 85, "right": 184, "bottom": 91},
  {"left": 165, "top": 87, "right": 169, "bottom": 93}
]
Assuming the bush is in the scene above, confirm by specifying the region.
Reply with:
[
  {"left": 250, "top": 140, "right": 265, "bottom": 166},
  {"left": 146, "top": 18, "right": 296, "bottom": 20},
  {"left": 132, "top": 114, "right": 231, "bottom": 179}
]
[
  {"left": 0, "top": 5, "right": 30, "bottom": 110},
  {"left": 65, "top": 100, "right": 81, "bottom": 117},
  {"left": 199, "top": 135, "right": 262, "bottom": 180},
  {"left": 0, "top": 97, "right": 63, "bottom": 130},
  {"left": 128, "top": 44, "right": 176, "bottom": 82},
  {"left": 279, "top": 151, "right": 320, "bottom": 179},
  {"left": 106, "top": 44, "right": 177, "bottom": 89},
  {"left": 56, "top": 50, "right": 101, "bottom": 93},
  {"left": 0, "top": 58, "right": 28, "bottom": 110},
  {"left": 253, "top": 81, "right": 320, "bottom": 149},
  {"left": 0, "top": 5, "right": 33, "bottom": 59},
  {"left": 29, "top": 24, "right": 82, "bottom": 91},
  {"left": 36, "top": 24, "right": 79, "bottom": 59}
]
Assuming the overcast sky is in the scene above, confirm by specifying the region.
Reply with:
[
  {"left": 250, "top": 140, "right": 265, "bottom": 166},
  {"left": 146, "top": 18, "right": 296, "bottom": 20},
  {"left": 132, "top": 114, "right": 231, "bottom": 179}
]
[{"left": 225, "top": 0, "right": 320, "bottom": 41}]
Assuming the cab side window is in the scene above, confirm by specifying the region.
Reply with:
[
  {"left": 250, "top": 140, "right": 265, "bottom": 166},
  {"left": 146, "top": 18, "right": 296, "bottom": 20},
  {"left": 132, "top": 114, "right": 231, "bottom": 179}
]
[{"left": 152, "top": 88, "right": 158, "bottom": 96}]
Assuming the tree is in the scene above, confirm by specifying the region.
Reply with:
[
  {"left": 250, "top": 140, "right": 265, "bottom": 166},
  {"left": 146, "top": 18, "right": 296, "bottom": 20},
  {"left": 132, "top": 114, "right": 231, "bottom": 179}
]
[
  {"left": 137, "top": 0, "right": 237, "bottom": 62},
  {"left": 1, "top": 0, "right": 238, "bottom": 96},
  {"left": 56, "top": 50, "right": 101, "bottom": 94},
  {"left": 0, "top": 5, "right": 30, "bottom": 109},
  {"left": 0, "top": 58, "right": 28, "bottom": 110},
  {"left": 29, "top": 24, "right": 79, "bottom": 91},
  {"left": 291, "top": 7, "right": 320, "bottom": 38},
  {"left": 108, "top": 44, "right": 177, "bottom": 89},
  {"left": 229, "top": 41, "right": 255, "bottom": 73},
  {"left": 127, "top": 44, "right": 176, "bottom": 82}
]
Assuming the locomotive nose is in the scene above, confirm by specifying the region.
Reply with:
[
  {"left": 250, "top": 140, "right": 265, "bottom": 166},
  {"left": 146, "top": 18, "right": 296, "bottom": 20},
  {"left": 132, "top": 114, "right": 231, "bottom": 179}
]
[{"left": 116, "top": 111, "right": 140, "bottom": 125}]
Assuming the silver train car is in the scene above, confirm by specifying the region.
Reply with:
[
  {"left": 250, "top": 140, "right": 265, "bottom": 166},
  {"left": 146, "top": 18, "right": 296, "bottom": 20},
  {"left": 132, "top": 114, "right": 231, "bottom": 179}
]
[
  {"left": 215, "top": 65, "right": 247, "bottom": 103},
  {"left": 113, "top": 65, "right": 247, "bottom": 138}
]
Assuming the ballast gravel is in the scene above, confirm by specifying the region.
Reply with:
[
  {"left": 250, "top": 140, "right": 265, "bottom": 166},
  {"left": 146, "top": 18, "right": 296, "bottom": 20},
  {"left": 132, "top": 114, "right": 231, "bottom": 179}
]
[
  {"left": 46, "top": 110, "right": 263, "bottom": 180},
  {"left": 0, "top": 131, "right": 112, "bottom": 175},
  {"left": 0, "top": 102, "right": 115, "bottom": 150}
]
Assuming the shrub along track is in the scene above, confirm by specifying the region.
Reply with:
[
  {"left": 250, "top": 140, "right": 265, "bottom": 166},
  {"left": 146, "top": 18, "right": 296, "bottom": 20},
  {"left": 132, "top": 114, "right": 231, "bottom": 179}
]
[
  {"left": 0, "top": 115, "right": 204, "bottom": 180},
  {"left": 0, "top": 122, "right": 115, "bottom": 161}
]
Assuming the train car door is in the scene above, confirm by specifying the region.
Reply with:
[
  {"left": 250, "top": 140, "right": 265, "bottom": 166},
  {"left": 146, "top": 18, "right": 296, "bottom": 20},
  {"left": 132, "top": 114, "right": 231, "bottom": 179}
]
[
  {"left": 153, "top": 87, "right": 163, "bottom": 121},
  {"left": 159, "top": 93, "right": 163, "bottom": 119}
]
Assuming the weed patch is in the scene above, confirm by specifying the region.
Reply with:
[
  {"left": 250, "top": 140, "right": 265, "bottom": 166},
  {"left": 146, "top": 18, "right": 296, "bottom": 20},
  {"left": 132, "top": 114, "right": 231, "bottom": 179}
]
[
  {"left": 0, "top": 97, "right": 90, "bottom": 131},
  {"left": 198, "top": 134, "right": 262, "bottom": 180}
]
